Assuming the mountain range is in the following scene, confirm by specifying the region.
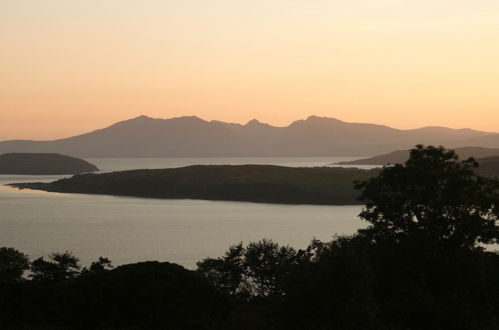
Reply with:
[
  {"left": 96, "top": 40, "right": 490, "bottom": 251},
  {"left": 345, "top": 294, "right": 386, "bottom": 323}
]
[{"left": 1, "top": 115, "right": 498, "bottom": 158}]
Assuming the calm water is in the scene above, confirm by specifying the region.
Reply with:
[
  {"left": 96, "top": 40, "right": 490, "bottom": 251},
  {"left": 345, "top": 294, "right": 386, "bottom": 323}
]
[{"left": 0, "top": 157, "right": 368, "bottom": 269}]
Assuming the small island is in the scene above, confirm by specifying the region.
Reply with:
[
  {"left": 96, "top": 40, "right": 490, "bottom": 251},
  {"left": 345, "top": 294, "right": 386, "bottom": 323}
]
[
  {"left": 0, "top": 153, "right": 99, "bottom": 175},
  {"left": 10, "top": 165, "right": 377, "bottom": 205}
]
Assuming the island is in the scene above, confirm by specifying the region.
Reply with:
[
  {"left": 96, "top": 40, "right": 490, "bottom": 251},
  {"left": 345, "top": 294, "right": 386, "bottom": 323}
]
[
  {"left": 0, "top": 153, "right": 99, "bottom": 175},
  {"left": 10, "top": 165, "right": 378, "bottom": 205}
]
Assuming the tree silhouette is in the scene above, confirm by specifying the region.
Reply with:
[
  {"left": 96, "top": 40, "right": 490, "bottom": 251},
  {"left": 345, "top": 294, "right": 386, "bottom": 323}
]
[
  {"left": 355, "top": 145, "right": 499, "bottom": 249},
  {"left": 88, "top": 257, "right": 113, "bottom": 273},
  {"left": 30, "top": 251, "right": 81, "bottom": 282},
  {"left": 244, "top": 239, "right": 297, "bottom": 296},
  {"left": 0, "top": 247, "right": 29, "bottom": 283},
  {"left": 197, "top": 243, "right": 246, "bottom": 296},
  {"left": 197, "top": 239, "right": 298, "bottom": 297}
]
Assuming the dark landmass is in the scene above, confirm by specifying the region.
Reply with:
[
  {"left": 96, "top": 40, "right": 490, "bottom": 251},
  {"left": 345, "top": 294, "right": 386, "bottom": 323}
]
[
  {"left": 0, "top": 259, "right": 229, "bottom": 329},
  {"left": 451, "top": 133, "right": 499, "bottom": 149},
  {"left": 474, "top": 156, "right": 499, "bottom": 177},
  {"left": 337, "top": 149, "right": 412, "bottom": 165},
  {"left": 337, "top": 146, "right": 499, "bottom": 165},
  {"left": 10, "top": 165, "right": 378, "bottom": 205},
  {"left": 0, "top": 153, "right": 98, "bottom": 175},
  {"left": 2, "top": 146, "right": 499, "bottom": 329},
  {"left": 0, "top": 115, "right": 497, "bottom": 157}
]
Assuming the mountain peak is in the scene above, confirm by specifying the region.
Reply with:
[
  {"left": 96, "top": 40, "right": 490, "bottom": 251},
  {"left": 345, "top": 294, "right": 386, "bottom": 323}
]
[
  {"left": 131, "top": 115, "right": 206, "bottom": 123},
  {"left": 107, "top": 115, "right": 159, "bottom": 129},
  {"left": 289, "top": 115, "right": 344, "bottom": 128},
  {"left": 305, "top": 115, "right": 342, "bottom": 122},
  {"left": 107, "top": 115, "right": 208, "bottom": 132},
  {"left": 245, "top": 119, "right": 264, "bottom": 126},
  {"left": 134, "top": 115, "right": 152, "bottom": 120},
  {"left": 2, "top": 114, "right": 497, "bottom": 158},
  {"left": 171, "top": 116, "right": 212, "bottom": 127}
]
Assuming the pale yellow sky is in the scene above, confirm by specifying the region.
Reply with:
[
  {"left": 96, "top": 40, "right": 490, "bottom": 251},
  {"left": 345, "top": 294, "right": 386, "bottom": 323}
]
[{"left": 1, "top": 0, "right": 499, "bottom": 140}]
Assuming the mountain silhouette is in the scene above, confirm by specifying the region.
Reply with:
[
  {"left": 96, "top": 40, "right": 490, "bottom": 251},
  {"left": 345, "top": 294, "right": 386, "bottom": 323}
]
[
  {"left": 0, "top": 115, "right": 496, "bottom": 157},
  {"left": 451, "top": 134, "right": 499, "bottom": 149}
]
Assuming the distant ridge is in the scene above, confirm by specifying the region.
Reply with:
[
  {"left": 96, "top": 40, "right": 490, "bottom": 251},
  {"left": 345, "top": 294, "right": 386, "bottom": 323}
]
[
  {"left": 337, "top": 147, "right": 499, "bottom": 165},
  {"left": 474, "top": 156, "right": 499, "bottom": 176},
  {"left": 0, "top": 115, "right": 497, "bottom": 158}
]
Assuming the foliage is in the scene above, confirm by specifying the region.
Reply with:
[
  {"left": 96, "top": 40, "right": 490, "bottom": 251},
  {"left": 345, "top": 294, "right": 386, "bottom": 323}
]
[
  {"left": 87, "top": 256, "right": 113, "bottom": 273},
  {"left": 30, "top": 251, "right": 81, "bottom": 282},
  {"left": 197, "top": 243, "right": 246, "bottom": 296},
  {"left": 197, "top": 239, "right": 299, "bottom": 297},
  {"left": 3, "top": 145, "right": 499, "bottom": 329},
  {"left": 0, "top": 247, "right": 29, "bottom": 283},
  {"left": 355, "top": 145, "right": 499, "bottom": 249},
  {"left": 1, "top": 259, "right": 228, "bottom": 329},
  {"left": 276, "top": 236, "right": 378, "bottom": 330}
]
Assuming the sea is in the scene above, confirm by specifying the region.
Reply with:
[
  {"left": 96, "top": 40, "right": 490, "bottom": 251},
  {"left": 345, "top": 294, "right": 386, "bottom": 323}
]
[{"left": 0, "top": 157, "right": 372, "bottom": 269}]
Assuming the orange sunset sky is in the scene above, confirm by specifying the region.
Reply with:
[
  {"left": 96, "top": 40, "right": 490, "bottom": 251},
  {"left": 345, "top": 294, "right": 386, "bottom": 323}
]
[{"left": 1, "top": 0, "right": 499, "bottom": 140}]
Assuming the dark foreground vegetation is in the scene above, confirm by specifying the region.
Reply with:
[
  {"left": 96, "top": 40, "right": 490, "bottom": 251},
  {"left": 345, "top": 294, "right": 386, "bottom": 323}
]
[
  {"left": 0, "top": 153, "right": 98, "bottom": 175},
  {"left": 2, "top": 145, "right": 499, "bottom": 329},
  {"left": 11, "top": 165, "right": 377, "bottom": 205}
]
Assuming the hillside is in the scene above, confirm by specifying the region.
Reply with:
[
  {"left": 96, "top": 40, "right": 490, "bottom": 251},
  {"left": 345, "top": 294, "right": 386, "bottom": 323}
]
[
  {"left": 0, "top": 115, "right": 496, "bottom": 157},
  {"left": 451, "top": 134, "right": 499, "bottom": 149},
  {"left": 0, "top": 153, "right": 98, "bottom": 175},
  {"left": 475, "top": 156, "right": 499, "bottom": 177},
  {"left": 337, "top": 147, "right": 499, "bottom": 165},
  {"left": 10, "top": 165, "right": 377, "bottom": 205}
]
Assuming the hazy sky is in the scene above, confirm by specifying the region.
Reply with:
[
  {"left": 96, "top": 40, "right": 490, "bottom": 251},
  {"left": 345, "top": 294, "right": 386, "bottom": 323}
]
[{"left": 1, "top": 0, "right": 499, "bottom": 140}]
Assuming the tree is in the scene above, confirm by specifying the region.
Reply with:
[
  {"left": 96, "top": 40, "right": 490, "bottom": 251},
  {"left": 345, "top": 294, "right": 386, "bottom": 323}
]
[
  {"left": 355, "top": 145, "right": 499, "bottom": 249},
  {"left": 244, "top": 239, "right": 297, "bottom": 296},
  {"left": 87, "top": 257, "right": 113, "bottom": 273},
  {"left": 0, "top": 247, "right": 29, "bottom": 283},
  {"left": 30, "top": 251, "right": 81, "bottom": 282},
  {"left": 197, "top": 243, "right": 246, "bottom": 296},
  {"left": 197, "top": 239, "right": 298, "bottom": 297},
  {"left": 277, "top": 236, "right": 377, "bottom": 330}
]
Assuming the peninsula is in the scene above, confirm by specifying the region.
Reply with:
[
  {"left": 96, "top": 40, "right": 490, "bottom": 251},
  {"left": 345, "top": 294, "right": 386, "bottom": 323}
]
[
  {"left": 336, "top": 146, "right": 499, "bottom": 165},
  {"left": 0, "top": 153, "right": 98, "bottom": 175},
  {"left": 10, "top": 165, "right": 377, "bottom": 205}
]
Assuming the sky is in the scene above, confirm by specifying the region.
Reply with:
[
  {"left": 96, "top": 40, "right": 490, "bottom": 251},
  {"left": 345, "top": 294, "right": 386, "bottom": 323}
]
[{"left": 1, "top": 0, "right": 499, "bottom": 140}]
